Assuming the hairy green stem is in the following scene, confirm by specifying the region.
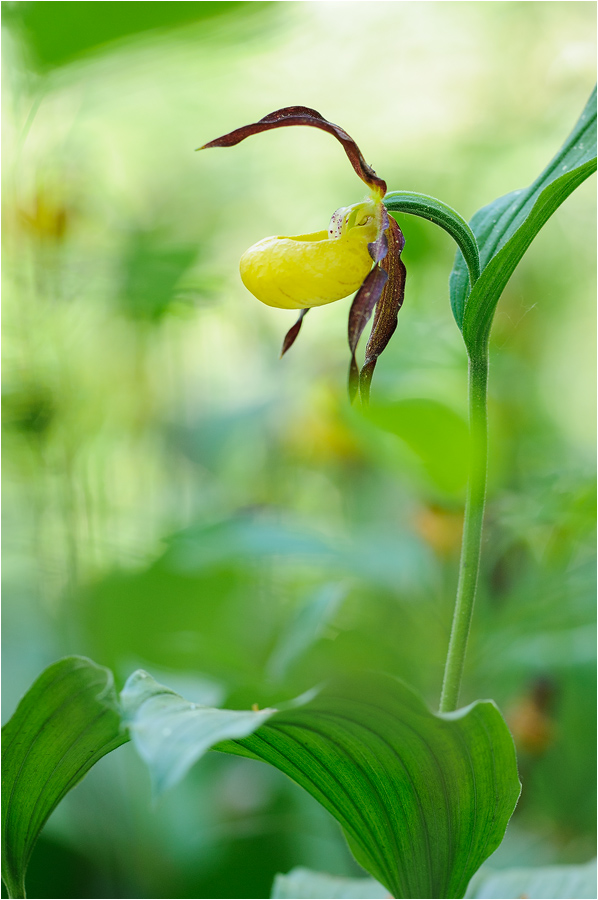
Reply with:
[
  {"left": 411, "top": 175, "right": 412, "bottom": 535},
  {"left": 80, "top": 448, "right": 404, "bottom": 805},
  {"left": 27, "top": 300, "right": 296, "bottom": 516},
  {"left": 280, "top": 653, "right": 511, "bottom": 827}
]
[{"left": 440, "top": 351, "right": 489, "bottom": 712}]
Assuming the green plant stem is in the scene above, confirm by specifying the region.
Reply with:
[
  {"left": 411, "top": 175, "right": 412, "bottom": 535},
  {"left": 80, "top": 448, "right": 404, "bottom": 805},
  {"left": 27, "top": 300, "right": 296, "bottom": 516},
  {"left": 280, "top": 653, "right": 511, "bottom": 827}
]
[
  {"left": 384, "top": 191, "right": 481, "bottom": 288},
  {"left": 440, "top": 350, "right": 489, "bottom": 712}
]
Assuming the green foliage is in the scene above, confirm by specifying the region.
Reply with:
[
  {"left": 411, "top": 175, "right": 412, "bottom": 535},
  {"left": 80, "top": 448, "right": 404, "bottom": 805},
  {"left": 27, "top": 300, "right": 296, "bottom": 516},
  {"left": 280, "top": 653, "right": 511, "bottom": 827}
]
[
  {"left": 81, "top": 511, "right": 434, "bottom": 694},
  {"left": 118, "top": 231, "right": 198, "bottom": 322},
  {"left": 450, "top": 87, "right": 597, "bottom": 353},
  {"left": 123, "top": 668, "right": 520, "bottom": 899},
  {"left": 2, "top": 4, "right": 596, "bottom": 897},
  {"left": 0, "top": 657, "right": 521, "bottom": 898},
  {"left": 365, "top": 398, "right": 469, "bottom": 495},
  {"left": 384, "top": 192, "right": 481, "bottom": 288},
  {"left": 1, "top": 658, "right": 127, "bottom": 899},
  {"left": 271, "top": 867, "right": 387, "bottom": 898},
  {"left": 121, "top": 670, "right": 275, "bottom": 795},
  {"left": 265, "top": 583, "right": 346, "bottom": 682},
  {"left": 3, "top": 1, "right": 255, "bottom": 69},
  {"left": 465, "top": 859, "right": 597, "bottom": 899},
  {"left": 272, "top": 860, "right": 598, "bottom": 900}
]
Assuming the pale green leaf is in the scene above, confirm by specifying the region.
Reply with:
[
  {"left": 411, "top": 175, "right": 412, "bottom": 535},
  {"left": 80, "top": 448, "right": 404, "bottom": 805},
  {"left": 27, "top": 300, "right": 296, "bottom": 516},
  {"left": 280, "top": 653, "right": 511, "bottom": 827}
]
[
  {"left": 466, "top": 859, "right": 597, "bottom": 899},
  {"left": 120, "top": 670, "right": 276, "bottom": 794},
  {"left": 266, "top": 583, "right": 346, "bottom": 681},
  {"left": 1, "top": 657, "right": 127, "bottom": 899},
  {"left": 271, "top": 860, "right": 598, "bottom": 900},
  {"left": 271, "top": 867, "right": 389, "bottom": 899},
  {"left": 123, "top": 671, "right": 521, "bottom": 899}
]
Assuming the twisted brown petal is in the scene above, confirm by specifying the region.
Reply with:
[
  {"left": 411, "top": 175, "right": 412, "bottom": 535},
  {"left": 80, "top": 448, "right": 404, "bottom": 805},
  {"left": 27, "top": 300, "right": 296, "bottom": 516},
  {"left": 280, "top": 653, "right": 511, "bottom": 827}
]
[
  {"left": 359, "top": 216, "right": 406, "bottom": 406},
  {"left": 281, "top": 308, "right": 309, "bottom": 357},
  {"left": 200, "top": 106, "right": 387, "bottom": 195},
  {"left": 347, "top": 266, "right": 388, "bottom": 403},
  {"left": 368, "top": 205, "right": 390, "bottom": 262}
]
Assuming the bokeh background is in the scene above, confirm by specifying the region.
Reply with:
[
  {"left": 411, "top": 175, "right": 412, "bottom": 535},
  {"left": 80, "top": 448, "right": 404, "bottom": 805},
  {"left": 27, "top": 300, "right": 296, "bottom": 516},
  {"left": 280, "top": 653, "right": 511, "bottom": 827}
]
[{"left": 2, "top": 2, "right": 596, "bottom": 898}]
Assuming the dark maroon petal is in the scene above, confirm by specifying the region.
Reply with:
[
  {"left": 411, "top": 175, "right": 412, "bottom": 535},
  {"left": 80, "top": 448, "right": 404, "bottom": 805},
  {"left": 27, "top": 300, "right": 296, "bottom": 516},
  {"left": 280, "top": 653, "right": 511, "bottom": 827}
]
[
  {"left": 281, "top": 308, "right": 309, "bottom": 357},
  {"left": 359, "top": 216, "right": 406, "bottom": 406},
  {"left": 200, "top": 106, "right": 387, "bottom": 195},
  {"left": 368, "top": 206, "right": 390, "bottom": 262},
  {"left": 347, "top": 266, "right": 388, "bottom": 403}
]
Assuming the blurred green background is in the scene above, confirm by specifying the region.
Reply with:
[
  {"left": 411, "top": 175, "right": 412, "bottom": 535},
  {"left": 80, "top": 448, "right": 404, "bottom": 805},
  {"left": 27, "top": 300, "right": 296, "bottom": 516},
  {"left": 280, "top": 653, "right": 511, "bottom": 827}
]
[{"left": 2, "top": 2, "right": 596, "bottom": 897}]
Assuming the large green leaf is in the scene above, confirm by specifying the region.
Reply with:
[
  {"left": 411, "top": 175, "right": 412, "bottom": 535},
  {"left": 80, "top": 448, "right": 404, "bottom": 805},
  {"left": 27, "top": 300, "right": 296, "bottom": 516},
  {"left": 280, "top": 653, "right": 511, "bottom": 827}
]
[
  {"left": 450, "top": 87, "right": 596, "bottom": 351},
  {"left": 123, "top": 670, "right": 521, "bottom": 899},
  {"left": 1, "top": 657, "right": 127, "bottom": 899}
]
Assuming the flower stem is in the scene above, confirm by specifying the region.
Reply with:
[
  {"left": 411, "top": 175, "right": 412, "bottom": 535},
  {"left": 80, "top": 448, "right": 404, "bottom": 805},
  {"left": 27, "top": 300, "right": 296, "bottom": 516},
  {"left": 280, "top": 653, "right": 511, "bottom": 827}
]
[{"left": 439, "top": 350, "right": 489, "bottom": 712}]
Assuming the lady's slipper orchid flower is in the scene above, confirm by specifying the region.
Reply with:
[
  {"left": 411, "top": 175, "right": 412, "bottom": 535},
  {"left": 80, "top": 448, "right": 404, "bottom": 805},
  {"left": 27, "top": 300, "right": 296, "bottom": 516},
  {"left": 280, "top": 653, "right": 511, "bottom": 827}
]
[{"left": 200, "top": 107, "right": 406, "bottom": 404}]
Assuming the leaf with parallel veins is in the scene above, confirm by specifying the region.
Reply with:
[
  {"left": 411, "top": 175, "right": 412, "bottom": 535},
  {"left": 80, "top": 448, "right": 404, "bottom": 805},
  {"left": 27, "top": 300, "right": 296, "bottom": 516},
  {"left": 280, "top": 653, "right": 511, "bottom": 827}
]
[
  {"left": 450, "top": 86, "right": 596, "bottom": 350},
  {"left": 1, "top": 658, "right": 127, "bottom": 899},
  {"left": 122, "top": 669, "right": 521, "bottom": 900}
]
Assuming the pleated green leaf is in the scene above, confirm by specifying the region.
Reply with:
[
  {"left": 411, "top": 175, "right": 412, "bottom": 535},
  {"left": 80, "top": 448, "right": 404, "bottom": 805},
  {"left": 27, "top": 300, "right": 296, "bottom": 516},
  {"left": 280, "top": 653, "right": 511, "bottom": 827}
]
[
  {"left": 1, "top": 657, "right": 127, "bottom": 899},
  {"left": 450, "top": 86, "right": 596, "bottom": 352},
  {"left": 123, "top": 670, "right": 521, "bottom": 900}
]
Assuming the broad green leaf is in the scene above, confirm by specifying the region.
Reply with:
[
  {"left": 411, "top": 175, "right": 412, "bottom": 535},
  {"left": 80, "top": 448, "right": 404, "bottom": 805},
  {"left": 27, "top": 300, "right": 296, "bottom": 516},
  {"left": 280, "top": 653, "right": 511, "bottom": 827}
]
[
  {"left": 466, "top": 858, "right": 597, "bottom": 899},
  {"left": 450, "top": 87, "right": 596, "bottom": 350},
  {"left": 1, "top": 657, "right": 127, "bottom": 899},
  {"left": 123, "top": 670, "right": 521, "bottom": 899},
  {"left": 271, "top": 867, "right": 389, "bottom": 899}
]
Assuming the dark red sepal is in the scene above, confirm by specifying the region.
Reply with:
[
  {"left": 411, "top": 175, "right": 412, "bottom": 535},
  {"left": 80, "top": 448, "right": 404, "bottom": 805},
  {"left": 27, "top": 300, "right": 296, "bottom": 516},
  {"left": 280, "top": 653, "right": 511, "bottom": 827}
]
[
  {"left": 359, "top": 216, "right": 406, "bottom": 406},
  {"left": 281, "top": 308, "right": 309, "bottom": 357},
  {"left": 347, "top": 266, "right": 388, "bottom": 403},
  {"left": 200, "top": 106, "right": 387, "bottom": 195}
]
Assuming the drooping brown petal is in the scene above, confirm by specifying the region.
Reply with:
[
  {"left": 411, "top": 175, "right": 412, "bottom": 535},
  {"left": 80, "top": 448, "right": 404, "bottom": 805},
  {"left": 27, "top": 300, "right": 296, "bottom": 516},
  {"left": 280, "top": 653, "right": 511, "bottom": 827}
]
[
  {"left": 281, "top": 308, "right": 309, "bottom": 357},
  {"left": 359, "top": 216, "right": 406, "bottom": 406},
  {"left": 367, "top": 205, "right": 390, "bottom": 263},
  {"left": 200, "top": 106, "right": 387, "bottom": 195},
  {"left": 347, "top": 266, "right": 388, "bottom": 403}
]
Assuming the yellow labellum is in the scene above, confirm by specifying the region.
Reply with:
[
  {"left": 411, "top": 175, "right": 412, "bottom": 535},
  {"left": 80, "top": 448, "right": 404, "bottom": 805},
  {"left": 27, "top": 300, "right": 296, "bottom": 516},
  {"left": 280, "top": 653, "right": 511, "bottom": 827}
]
[{"left": 240, "top": 200, "right": 379, "bottom": 310}]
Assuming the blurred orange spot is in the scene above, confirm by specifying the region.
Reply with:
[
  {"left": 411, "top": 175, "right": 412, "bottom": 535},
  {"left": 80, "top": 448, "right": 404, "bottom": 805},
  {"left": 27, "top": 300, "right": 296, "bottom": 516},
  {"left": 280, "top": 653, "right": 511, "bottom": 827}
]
[
  {"left": 507, "top": 679, "right": 556, "bottom": 756},
  {"left": 413, "top": 505, "right": 463, "bottom": 556}
]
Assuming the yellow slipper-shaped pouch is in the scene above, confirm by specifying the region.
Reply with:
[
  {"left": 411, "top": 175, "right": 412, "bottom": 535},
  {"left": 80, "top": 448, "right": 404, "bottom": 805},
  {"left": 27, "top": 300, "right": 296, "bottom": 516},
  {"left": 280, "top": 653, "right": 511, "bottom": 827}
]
[{"left": 240, "top": 200, "right": 379, "bottom": 309}]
